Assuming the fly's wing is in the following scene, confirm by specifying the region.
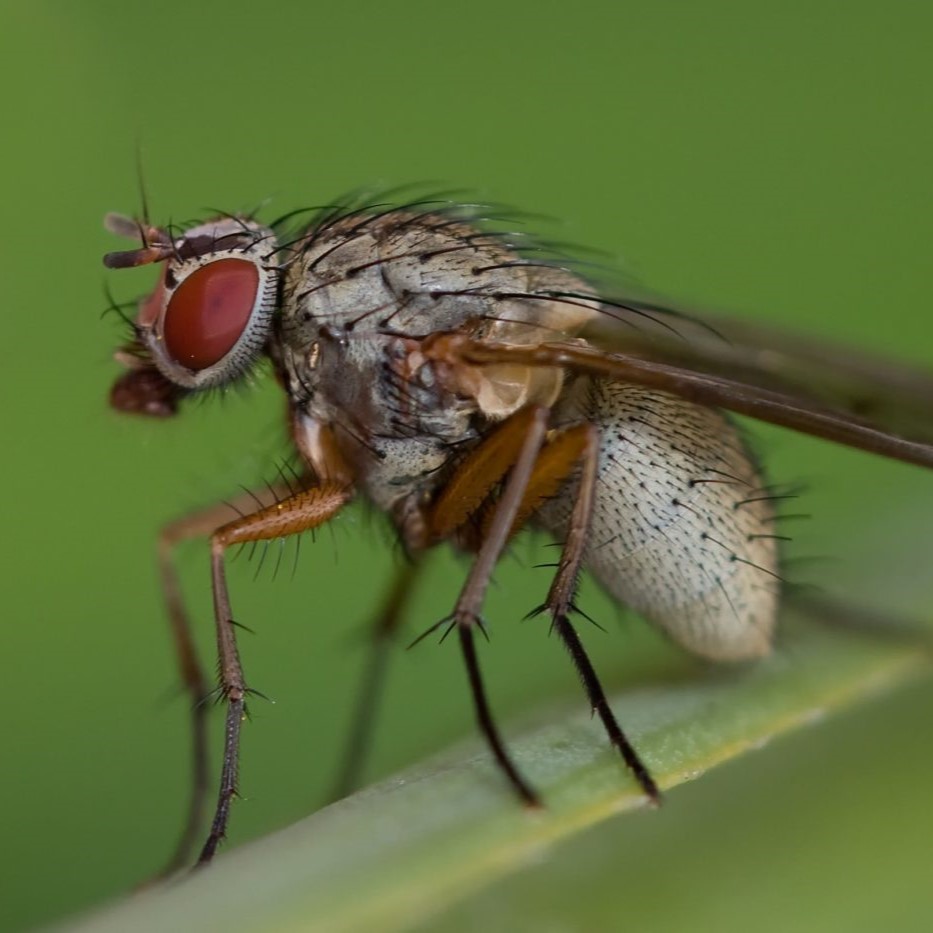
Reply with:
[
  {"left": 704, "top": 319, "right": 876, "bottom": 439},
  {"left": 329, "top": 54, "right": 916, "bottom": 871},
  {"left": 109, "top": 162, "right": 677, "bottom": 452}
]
[
  {"left": 428, "top": 295, "right": 933, "bottom": 470},
  {"left": 584, "top": 298, "right": 933, "bottom": 441}
]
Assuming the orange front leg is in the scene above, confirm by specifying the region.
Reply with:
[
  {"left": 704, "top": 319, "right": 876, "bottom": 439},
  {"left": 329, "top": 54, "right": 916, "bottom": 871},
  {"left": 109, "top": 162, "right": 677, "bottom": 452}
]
[
  {"left": 157, "top": 481, "right": 302, "bottom": 876},
  {"left": 199, "top": 482, "right": 352, "bottom": 864}
]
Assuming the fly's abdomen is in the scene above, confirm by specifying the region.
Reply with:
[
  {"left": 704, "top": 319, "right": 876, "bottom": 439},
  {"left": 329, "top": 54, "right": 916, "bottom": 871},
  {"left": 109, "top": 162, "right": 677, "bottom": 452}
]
[{"left": 538, "top": 380, "right": 781, "bottom": 661}]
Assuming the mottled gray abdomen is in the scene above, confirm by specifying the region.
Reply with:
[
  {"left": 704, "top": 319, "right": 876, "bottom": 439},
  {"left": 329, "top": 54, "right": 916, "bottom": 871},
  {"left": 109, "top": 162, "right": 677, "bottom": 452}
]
[{"left": 536, "top": 379, "right": 780, "bottom": 661}]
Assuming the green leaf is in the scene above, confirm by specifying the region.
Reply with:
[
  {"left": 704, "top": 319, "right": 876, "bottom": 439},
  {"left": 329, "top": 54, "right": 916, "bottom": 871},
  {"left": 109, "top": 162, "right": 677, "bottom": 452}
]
[{"left": 61, "top": 614, "right": 929, "bottom": 933}]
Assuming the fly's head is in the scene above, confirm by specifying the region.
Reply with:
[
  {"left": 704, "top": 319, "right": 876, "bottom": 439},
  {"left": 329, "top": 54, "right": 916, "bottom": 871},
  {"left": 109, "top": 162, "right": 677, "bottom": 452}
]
[{"left": 103, "top": 213, "right": 282, "bottom": 416}]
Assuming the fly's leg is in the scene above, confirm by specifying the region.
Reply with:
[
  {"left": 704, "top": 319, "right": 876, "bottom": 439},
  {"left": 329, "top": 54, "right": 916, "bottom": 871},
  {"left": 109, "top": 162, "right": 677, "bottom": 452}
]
[
  {"left": 327, "top": 411, "right": 599, "bottom": 804},
  {"left": 327, "top": 557, "right": 424, "bottom": 801},
  {"left": 427, "top": 406, "right": 547, "bottom": 543},
  {"left": 457, "top": 622, "right": 539, "bottom": 805},
  {"left": 198, "top": 483, "right": 352, "bottom": 864},
  {"left": 426, "top": 406, "right": 549, "bottom": 806},
  {"left": 489, "top": 423, "right": 598, "bottom": 543},
  {"left": 537, "top": 424, "right": 661, "bottom": 802},
  {"left": 156, "top": 483, "right": 296, "bottom": 876}
]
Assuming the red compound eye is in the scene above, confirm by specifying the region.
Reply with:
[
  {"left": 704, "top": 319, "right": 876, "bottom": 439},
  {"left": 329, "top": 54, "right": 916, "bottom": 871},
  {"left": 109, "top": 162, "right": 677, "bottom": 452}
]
[{"left": 163, "top": 258, "right": 260, "bottom": 370}]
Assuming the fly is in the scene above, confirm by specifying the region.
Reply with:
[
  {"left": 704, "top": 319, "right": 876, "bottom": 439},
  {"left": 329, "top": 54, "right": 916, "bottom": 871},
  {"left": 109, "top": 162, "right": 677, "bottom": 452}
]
[{"left": 102, "top": 193, "right": 933, "bottom": 872}]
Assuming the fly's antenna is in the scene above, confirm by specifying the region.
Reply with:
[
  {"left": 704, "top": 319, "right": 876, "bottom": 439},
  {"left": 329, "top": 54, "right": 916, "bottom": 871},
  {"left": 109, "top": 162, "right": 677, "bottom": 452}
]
[{"left": 102, "top": 150, "right": 173, "bottom": 269}]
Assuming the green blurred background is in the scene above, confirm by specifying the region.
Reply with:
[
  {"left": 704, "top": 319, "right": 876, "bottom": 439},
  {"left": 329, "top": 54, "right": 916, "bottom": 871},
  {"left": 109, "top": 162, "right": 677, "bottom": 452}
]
[{"left": 3, "top": 1, "right": 933, "bottom": 930}]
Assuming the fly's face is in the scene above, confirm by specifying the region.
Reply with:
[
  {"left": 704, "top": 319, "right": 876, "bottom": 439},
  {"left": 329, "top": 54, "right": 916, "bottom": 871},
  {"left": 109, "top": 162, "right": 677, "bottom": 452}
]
[{"left": 104, "top": 214, "right": 281, "bottom": 414}]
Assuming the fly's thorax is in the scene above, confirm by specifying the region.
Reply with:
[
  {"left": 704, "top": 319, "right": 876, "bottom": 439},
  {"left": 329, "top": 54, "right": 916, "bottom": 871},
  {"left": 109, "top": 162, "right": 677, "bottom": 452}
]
[
  {"left": 539, "top": 377, "right": 781, "bottom": 662},
  {"left": 279, "top": 211, "right": 598, "bottom": 343},
  {"left": 281, "top": 324, "right": 480, "bottom": 510},
  {"left": 276, "top": 210, "right": 602, "bottom": 494}
]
